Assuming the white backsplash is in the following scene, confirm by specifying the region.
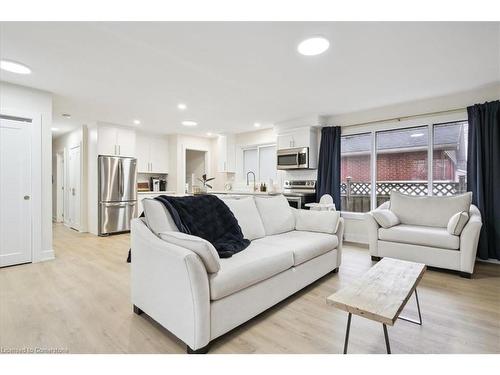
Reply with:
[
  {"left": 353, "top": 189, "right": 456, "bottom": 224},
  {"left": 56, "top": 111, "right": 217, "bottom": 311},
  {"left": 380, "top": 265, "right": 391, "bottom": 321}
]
[{"left": 282, "top": 169, "right": 318, "bottom": 182}]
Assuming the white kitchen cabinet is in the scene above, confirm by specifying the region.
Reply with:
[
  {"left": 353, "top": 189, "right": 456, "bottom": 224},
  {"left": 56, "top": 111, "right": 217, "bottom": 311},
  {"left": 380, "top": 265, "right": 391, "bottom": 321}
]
[
  {"left": 217, "top": 134, "right": 235, "bottom": 173},
  {"left": 277, "top": 127, "right": 313, "bottom": 150},
  {"left": 97, "top": 125, "right": 136, "bottom": 157},
  {"left": 136, "top": 133, "right": 169, "bottom": 173}
]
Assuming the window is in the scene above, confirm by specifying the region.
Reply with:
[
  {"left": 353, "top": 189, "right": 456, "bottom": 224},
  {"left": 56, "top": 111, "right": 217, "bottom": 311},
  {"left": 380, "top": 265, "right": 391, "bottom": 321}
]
[
  {"left": 243, "top": 144, "right": 277, "bottom": 183},
  {"left": 341, "top": 133, "right": 372, "bottom": 212},
  {"left": 340, "top": 120, "right": 468, "bottom": 213},
  {"left": 432, "top": 121, "right": 468, "bottom": 196},
  {"left": 376, "top": 126, "right": 429, "bottom": 206}
]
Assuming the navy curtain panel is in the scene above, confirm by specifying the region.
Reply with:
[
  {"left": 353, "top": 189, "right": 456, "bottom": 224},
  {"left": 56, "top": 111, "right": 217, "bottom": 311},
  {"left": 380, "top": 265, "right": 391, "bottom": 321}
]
[
  {"left": 316, "top": 126, "right": 342, "bottom": 208},
  {"left": 467, "top": 100, "right": 500, "bottom": 260}
]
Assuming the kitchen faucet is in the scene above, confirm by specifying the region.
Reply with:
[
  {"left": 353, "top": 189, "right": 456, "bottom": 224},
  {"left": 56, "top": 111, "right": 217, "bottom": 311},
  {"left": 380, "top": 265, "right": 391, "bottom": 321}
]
[{"left": 246, "top": 171, "right": 256, "bottom": 191}]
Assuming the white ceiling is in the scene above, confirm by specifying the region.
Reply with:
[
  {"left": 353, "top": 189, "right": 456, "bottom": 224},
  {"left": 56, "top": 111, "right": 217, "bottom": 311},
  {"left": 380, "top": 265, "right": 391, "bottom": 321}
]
[{"left": 1, "top": 22, "right": 499, "bottom": 136}]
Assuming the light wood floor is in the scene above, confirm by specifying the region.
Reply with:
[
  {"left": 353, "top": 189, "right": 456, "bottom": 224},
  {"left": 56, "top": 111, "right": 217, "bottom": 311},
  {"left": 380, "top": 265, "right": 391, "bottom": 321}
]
[{"left": 1, "top": 223, "right": 499, "bottom": 354}]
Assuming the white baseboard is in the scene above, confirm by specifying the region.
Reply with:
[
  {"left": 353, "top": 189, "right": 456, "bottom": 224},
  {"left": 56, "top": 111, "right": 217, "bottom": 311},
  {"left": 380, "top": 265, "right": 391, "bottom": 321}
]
[{"left": 38, "top": 249, "right": 55, "bottom": 262}]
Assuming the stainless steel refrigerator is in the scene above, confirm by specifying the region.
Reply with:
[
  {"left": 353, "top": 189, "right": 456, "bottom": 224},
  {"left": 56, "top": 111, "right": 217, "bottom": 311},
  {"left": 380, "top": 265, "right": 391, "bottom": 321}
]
[{"left": 98, "top": 155, "right": 137, "bottom": 236}]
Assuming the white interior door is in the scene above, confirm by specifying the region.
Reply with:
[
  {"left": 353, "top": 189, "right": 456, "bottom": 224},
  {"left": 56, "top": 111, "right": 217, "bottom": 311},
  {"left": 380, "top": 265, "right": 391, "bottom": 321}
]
[
  {"left": 68, "top": 145, "right": 81, "bottom": 230},
  {"left": 0, "top": 118, "right": 32, "bottom": 267}
]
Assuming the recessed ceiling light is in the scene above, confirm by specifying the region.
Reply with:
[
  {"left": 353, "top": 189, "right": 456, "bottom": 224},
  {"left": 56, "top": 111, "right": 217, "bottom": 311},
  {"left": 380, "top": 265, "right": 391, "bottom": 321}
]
[
  {"left": 61, "top": 113, "right": 71, "bottom": 118},
  {"left": 177, "top": 103, "right": 187, "bottom": 110},
  {"left": 133, "top": 119, "right": 141, "bottom": 125},
  {"left": 410, "top": 133, "right": 425, "bottom": 138},
  {"left": 182, "top": 120, "right": 198, "bottom": 127},
  {"left": 0, "top": 59, "right": 32, "bottom": 74},
  {"left": 254, "top": 122, "right": 261, "bottom": 128},
  {"left": 206, "top": 132, "right": 212, "bottom": 137},
  {"left": 297, "top": 37, "right": 330, "bottom": 56},
  {"left": 51, "top": 127, "right": 59, "bottom": 131}
]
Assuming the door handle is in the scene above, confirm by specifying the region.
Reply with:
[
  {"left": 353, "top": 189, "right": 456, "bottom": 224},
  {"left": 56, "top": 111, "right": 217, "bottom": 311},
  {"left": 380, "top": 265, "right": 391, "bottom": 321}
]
[{"left": 24, "top": 195, "right": 30, "bottom": 200}]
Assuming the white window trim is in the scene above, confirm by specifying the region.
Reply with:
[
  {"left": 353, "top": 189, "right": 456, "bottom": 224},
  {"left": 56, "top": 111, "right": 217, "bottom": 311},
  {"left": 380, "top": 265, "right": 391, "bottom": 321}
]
[
  {"left": 241, "top": 143, "right": 277, "bottom": 182},
  {"left": 341, "top": 115, "right": 468, "bottom": 215}
]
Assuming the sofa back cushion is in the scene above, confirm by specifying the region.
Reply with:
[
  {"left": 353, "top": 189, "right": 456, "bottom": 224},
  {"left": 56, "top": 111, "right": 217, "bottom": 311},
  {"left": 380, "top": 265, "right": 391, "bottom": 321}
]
[
  {"left": 295, "top": 209, "right": 341, "bottom": 234},
  {"left": 254, "top": 195, "right": 295, "bottom": 235},
  {"left": 142, "top": 198, "right": 178, "bottom": 236},
  {"left": 222, "top": 197, "right": 266, "bottom": 240},
  {"left": 389, "top": 191, "right": 472, "bottom": 227}
]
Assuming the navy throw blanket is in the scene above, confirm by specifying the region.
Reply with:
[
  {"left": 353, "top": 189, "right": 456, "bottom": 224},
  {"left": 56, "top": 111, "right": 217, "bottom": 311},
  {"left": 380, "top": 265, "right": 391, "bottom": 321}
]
[{"left": 127, "top": 194, "right": 249, "bottom": 262}]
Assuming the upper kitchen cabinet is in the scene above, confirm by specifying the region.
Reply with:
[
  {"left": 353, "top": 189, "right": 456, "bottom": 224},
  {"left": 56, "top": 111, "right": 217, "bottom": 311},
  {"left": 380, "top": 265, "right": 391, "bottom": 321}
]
[
  {"left": 97, "top": 125, "right": 136, "bottom": 157},
  {"left": 136, "top": 133, "right": 169, "bottom": 173},
  {"left": 217, "top": 134, "right": 235, "bottom": 173},
  {"left": 277, "top": 127, "right": 318, "bottom": 168}
]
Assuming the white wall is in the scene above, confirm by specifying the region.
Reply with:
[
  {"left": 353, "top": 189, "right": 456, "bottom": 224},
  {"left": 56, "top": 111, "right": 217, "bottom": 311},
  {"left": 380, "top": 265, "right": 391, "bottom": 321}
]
[
  {"left": 0, "top": 82, "right": 53, "bottom": 262},
  {"left": 169, "top": 134, "right": 215, "bottom": 194},
  {"left": 52, "top": 125, "right": 88, "bottom": 232}
]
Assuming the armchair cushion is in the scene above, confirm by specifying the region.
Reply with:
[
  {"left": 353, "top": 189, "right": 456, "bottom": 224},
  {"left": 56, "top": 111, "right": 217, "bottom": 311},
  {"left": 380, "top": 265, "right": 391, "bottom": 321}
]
[
  {"left": 294, "top": 209, "right": 340, "bottom": 234},
  {"left": 389, "top": 191, "right": 472, "bottom": 227},
  {"left": 447, "top": 211, "right": 470, "bottom": 235},
  {"left": 378, "top": 224, "right": 460, "bottom": 250},
  {"left": 371, "top": 209, "right": 400, "bottom": 228},
  {"left": 159, "top": 231, "right": 220, "bottom": 273}
]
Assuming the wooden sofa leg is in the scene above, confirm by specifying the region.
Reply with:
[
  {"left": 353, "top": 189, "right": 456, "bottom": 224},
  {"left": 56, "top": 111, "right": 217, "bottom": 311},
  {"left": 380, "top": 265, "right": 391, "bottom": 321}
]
[
  {"left": 371, "top": 256, "right": 381, "bottom": 262},
  {"left": 459, "top": 272, "right": 473, "bottom": 279},
  {"left": 187, "top": 343, "right": 210, "bottom": 354},
  {"left": 133, "top": 305, "right": 144, "bottom": 315},
  {"left": 331, "top": 267, "right": 339, "bottom": 274}
]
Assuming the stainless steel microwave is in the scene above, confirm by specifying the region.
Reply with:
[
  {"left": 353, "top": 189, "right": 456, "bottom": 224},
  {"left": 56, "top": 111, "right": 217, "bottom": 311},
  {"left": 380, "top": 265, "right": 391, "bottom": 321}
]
[{"left": 277, "top": 147, "right": 310, "bottom": 170}]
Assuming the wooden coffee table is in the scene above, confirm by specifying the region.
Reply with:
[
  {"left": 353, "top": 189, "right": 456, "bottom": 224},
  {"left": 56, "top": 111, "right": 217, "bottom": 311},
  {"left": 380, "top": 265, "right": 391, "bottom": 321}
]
[{"left": 327, "top": 257, "right": 426, "bottom": 354}]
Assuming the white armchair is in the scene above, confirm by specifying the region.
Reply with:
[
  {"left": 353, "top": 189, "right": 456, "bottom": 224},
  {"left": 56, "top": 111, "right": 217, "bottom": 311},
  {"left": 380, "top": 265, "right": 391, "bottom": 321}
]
[{"left": 366, "top": 192, "right": 482, "bottom": 278}]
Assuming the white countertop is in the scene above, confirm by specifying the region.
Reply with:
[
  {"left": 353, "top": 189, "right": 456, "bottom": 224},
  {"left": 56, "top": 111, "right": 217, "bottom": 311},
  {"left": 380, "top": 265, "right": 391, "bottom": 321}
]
[
  {"left": 209, "top": 190, "right": 282, "bottom": 196},
  {"left": 137, "top": 191, "right": 176, "bottom": 195}
]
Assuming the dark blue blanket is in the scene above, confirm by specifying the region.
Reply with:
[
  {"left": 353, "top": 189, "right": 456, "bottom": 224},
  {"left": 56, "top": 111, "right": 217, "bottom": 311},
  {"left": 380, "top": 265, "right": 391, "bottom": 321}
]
[{"left": 154, "top": 194, "right": 249, "bottom": 258}]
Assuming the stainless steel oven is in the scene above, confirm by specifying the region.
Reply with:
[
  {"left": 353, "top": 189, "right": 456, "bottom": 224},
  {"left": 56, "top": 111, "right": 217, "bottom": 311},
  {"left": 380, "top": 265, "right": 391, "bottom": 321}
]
[
  {"left": 282, "top": 180, "right": 316, "bottom": 209},
  {"left": 277, "top": 147, "right": 310, "bottom": 170}
]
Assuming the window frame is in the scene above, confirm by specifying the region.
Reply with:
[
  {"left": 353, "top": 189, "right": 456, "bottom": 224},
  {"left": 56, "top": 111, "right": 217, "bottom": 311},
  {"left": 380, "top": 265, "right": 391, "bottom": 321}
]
[
  {"left": 241, "top": 143, "right": 277, "bottom": 182},
  {"left": 340, "top": 115, "right": 468, "bottom": 216}
]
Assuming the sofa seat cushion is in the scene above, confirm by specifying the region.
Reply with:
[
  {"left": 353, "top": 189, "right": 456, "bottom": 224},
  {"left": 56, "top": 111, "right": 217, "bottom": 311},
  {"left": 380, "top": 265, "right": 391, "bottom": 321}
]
[
  {"left": 378, "top": 224, "right": 460, "bottom": 250},
  {"left": 255, "top": 230, "right": 339, "bottom": 266},
  {"left": 209, "top": 242, "right": 294, "bottom": 300}
]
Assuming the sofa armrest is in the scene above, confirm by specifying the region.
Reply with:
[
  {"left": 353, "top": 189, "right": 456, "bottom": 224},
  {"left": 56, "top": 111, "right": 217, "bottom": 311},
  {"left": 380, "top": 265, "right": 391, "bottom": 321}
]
[
  {"left": 365, "top": 212, "right": 380, "bottom": 256},
  {"left": 459, "top": 205, "right": 483, "bottom": 274},
  {"left": 335, "top": 217, "right": 345, "bottom": 266},
  {"left": 130, "top": 218, "right": 210, "bottom": 350}
]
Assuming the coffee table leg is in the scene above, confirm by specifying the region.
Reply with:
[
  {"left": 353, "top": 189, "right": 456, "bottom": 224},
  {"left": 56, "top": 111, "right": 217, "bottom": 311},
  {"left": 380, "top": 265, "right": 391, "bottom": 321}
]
[
  {"left": 343, "top": 313, "right": 352, "bottom": 354},
  {"left": 383, "top": 324, "right": 391, "bottom": 354},
  {"left": 398, "top": 288, "right": 423, "bottom": 325}
]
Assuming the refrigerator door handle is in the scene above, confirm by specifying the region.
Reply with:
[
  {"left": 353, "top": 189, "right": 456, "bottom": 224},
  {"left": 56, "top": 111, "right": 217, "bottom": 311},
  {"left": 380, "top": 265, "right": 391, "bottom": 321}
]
[
  {"left": 104, "top": 202, "right": 136, "bottom": 207},
  {"left": 118, "top": 160, "right": 123, "bottom": 196}
]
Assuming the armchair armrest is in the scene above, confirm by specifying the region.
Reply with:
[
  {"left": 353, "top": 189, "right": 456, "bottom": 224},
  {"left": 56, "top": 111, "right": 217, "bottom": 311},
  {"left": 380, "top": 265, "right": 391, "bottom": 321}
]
[
  {"left": 459, "top": 205, "right": 483, "bottom": 274},
  {"left": 365, "top": 212, "right": 381, "bottom": 256},
  {"left": 335, "top": 217, "right": 345, "bottom": 266},
  {"left": 130, "top": 218, "right": 210, "bottom": 350}
]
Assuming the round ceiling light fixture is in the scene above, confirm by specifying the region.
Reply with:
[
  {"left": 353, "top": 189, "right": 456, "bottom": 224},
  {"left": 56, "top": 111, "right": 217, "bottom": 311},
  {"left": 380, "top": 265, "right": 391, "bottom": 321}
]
[
  {"left": 182, "top": 120, "right": 198, "bottom": 127},
  {"left": 297, "top": 37, "right": 330, "bottom": 56},
  {"left": 0, "top": 59, "right": 32, "bottom": 74},
  {"left": 133, "top": 119, "right": 141, "bottom": 125},
  {"left": 177, "top": 103, "right": 187, "bottom": 110},
  {"left": 254, "top": 122, "right": 261, "bottom": 128},
  {"left": 62, "top": 113, "right": 71, "bottom": 118}
]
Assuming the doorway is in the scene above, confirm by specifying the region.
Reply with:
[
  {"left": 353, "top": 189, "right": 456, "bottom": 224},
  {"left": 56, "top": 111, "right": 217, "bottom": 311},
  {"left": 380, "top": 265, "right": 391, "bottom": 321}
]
[
  {"left": 0, "top": 117, "right": 32, "bottom": 267},
  {"left": 67, "top": 145, "right": 81, "bottom": 231},
  {"left": 185, "top": 149, "right": 207, "bottom": 193}
]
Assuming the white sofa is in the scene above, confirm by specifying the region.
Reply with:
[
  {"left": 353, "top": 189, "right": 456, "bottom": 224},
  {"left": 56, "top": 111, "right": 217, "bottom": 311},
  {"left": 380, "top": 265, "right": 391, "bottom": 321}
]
[
  {"left": 366, "top": 191, "right": 482, "bottom": 278},
  {"left": 130, "top": 194, "right": 344, "bottom": 353}
]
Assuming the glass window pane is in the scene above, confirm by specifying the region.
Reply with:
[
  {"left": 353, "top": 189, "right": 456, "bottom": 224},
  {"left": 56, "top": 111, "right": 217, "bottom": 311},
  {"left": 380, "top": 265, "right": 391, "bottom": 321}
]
[
  {"left": 243, "top": 148, "right": 258, "bottom": 179},
  {"left": 341, "top": 133, "right": 372, "bottom": 212},
  {"left": 432, "top": 121, "right": 468, "bottom": 196},
  {"left": 376, "top": 126, "right": 428, "bottom": 207},
  {"left": 259, "top": 145, "right": 277, "bottom": 183}
]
